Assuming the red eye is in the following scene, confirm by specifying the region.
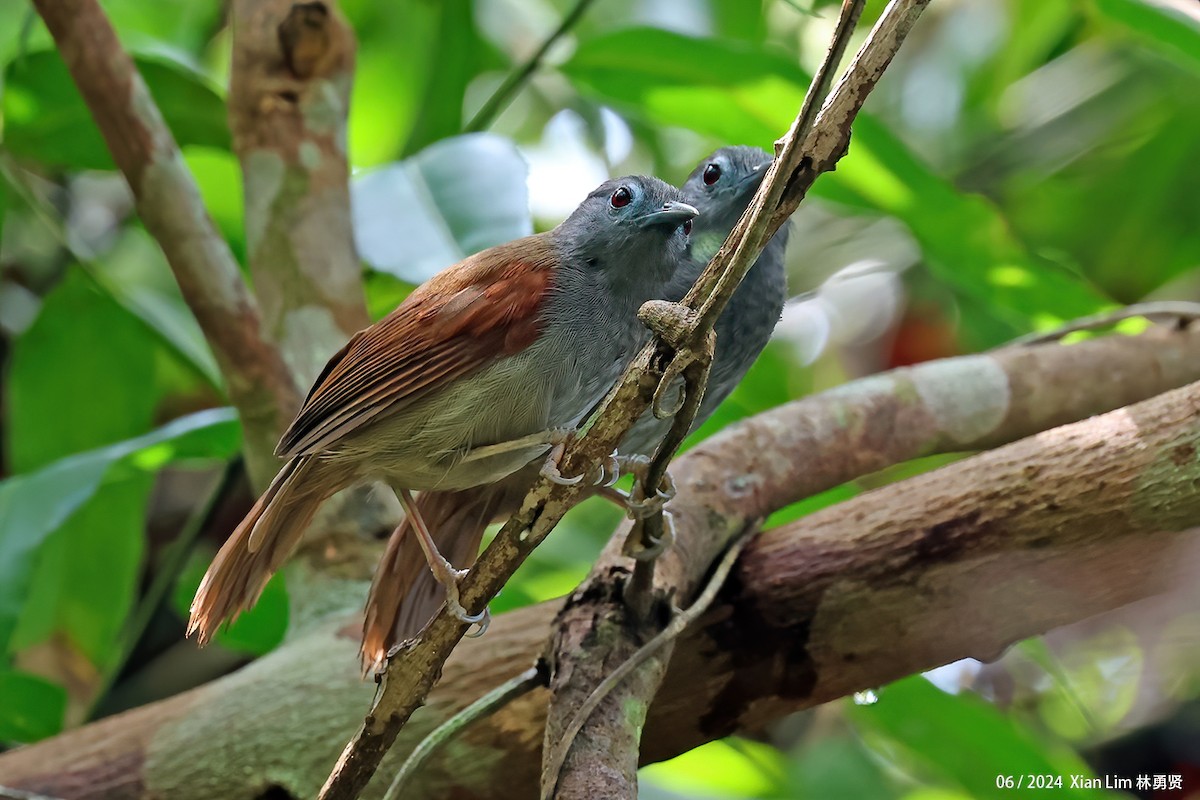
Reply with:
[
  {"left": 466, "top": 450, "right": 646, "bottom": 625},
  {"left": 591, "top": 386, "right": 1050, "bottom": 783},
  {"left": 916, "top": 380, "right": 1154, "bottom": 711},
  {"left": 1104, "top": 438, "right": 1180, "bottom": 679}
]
[
  {"left": 610, "top": 186, "right": 632, "bottom": 208},
  {"left": 702, "top": 163, "right": 721, "bottom": 186},
  {"left": 682, "top": 219, "right": 693, "bottom": 236}
]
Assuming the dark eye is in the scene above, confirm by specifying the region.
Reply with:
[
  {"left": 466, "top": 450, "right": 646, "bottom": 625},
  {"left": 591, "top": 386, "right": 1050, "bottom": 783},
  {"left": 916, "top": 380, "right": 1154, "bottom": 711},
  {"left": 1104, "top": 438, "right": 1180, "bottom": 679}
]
[
  {"left": 682, "top": 219, "right": 693, "bottom": 236},
  {"left": 702, "top": 163, "right": 721, "bottom": 186},
  {"left": 610, "top": 186, "right": 632, "bottom": 208}
]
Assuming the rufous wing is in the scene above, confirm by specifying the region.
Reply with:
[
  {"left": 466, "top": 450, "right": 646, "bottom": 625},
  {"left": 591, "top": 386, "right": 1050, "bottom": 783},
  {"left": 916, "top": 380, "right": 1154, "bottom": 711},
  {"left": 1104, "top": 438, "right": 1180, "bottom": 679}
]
[{"left": 276, "top": 235, "right": 559, "bottom": 458}]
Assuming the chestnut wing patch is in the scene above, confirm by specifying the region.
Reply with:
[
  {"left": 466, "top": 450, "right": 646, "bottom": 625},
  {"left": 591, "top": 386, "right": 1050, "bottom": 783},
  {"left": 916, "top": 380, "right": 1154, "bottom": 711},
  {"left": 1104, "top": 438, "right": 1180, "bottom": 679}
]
[{"left": 276, "top": 243, "right": 556, "bottom": 458}]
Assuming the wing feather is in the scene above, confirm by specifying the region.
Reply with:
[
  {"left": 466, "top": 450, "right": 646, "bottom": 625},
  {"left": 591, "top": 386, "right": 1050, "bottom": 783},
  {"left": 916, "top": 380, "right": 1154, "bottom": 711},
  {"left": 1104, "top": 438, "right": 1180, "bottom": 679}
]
[{"left": 276, "top": 236, "right": 559, "bottom": 458}]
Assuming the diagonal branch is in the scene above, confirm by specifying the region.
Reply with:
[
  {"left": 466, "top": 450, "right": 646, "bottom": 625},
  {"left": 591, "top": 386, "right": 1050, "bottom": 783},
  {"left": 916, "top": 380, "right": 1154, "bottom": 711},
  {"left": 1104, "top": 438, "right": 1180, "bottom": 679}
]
[
  {"left": 30, "top": 0, "right": 299, "bottom": 486},
  {"left": 3, "top": 327, "right": 1200, "bottom": 799},
  {"left": 310, "top": 2, "right": 929, "bottom": 796},
  {"left": 537, "top": 2, "right": 870, "bottom": 795}
]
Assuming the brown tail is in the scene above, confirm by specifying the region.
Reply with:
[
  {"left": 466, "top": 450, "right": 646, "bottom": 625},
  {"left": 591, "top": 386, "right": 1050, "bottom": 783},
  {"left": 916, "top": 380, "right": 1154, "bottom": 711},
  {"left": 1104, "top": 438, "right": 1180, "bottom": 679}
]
[
  {"left": 360, "top": 479, "right": 527, "bottom": 672},
  {"left": 188, "top": 456, "right": 344, "bottom": 645}
]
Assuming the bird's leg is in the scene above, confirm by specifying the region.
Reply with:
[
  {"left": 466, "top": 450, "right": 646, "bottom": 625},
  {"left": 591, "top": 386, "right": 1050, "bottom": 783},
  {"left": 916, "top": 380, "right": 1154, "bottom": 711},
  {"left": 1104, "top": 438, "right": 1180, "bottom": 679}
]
[
  {"left": 458, "top": 427, "right": 576, "bottom": 463},
  {"left": 394, "top": 487, "right": 488, "bottom": 634},
  {"left": 457, "top": 428, "right": 586, "bottom": 486}
]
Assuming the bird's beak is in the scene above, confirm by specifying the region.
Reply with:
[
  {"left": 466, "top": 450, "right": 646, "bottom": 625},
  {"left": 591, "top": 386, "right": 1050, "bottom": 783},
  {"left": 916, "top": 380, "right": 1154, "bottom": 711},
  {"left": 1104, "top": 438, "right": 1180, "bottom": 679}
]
[{"left": 635, "top": 201, "right": 700, "bottom": 229}]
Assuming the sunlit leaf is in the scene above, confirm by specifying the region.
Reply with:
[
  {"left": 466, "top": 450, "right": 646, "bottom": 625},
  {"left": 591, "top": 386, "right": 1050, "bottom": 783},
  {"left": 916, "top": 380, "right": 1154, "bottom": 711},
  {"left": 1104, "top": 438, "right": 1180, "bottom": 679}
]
[
  {"left": 640, "top": 737, "right": 788, "bottom": 799},
  {"left": 787, "top": 735, "right": 899, "bottom": 799},
  {"left": 343, "top": 0, "right": 467, "bottom": 166},
  {"left": 401, "top": 0, "right": 490, "bottom": 155},
  {"left": 2, "top": 49, "right": 229, "bottom": 170},
  {"left": 352, "top": 133, "right": 532, "bottom": 283}
]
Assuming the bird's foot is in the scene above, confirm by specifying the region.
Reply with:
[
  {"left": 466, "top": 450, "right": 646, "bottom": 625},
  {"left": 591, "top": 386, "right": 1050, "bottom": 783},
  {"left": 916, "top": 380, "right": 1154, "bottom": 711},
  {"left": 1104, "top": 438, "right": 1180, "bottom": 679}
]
[
  {"left": 540, "top": 441, "right": 583, "bottom": 485},
  {"left": 629, "top": 510, "right": 677, "bottom": 561},
  {"left": 442, "top": 566, "right": 490, "bottom": 636},
  {"left": 585, "top": 450, "right": 623, "bottom": 487},
  {"left": 626, "top": 466, "right": 676, "bottom": 519}
]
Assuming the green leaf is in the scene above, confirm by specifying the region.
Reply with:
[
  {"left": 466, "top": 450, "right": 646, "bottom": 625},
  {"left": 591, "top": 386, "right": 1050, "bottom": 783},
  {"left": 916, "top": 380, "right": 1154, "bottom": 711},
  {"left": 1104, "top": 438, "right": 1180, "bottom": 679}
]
[
  {"left": 0, "top": 167, "right": 7, "bottom": 250},
  {"left": 401, "top": 0, "right": 487, "bottom": 155},
  {"left": 562, "top": 28, "right": 1112, "bottom": 340},
  {"left": 10, "top": 473, "right": 152, "bottom": 670},
  {"left": 0, "top": 408, "right": 240, "bottom": 656},
  {"left": 640, "top": 737, "right": 788, "bottom": 798},
  {"left": 6, "top": 268, "right": 159, "bottom": 472},
  {"left": 0, "top": 669, "right": 66, "bottom": 743},
  {"left": 787, "top": 735, "right": 899, "bottom": 799},
  {"left": 112, "top": 282, "right": 222, "bottom": 387},
  {"left": 850, "top": 676, "right": 1113, "bottom": 799},
  {"left": 353, "top": 133, "right": 532, "bottom": 284},
  {"left": 343, "top": 0, "right": 476, "bottom": 166},
  {"left": 563, "top": 27, "right": 807, "bottom": 147},
  {"left": 1093, "top": 0, "right": 1200, "bottom": 74},
  {"left": 2, "top": 49, "right": 229, "bottom": 170}
]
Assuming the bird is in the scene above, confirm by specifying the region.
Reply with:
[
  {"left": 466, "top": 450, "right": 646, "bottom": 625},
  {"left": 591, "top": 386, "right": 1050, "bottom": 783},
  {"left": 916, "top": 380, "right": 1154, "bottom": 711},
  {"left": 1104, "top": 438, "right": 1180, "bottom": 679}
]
[
  {"left": 187, "top": 175, "right": 699, "bottom": 645},
  {"left": 360, "top": 146, "right": 790, "bottom": 671}
]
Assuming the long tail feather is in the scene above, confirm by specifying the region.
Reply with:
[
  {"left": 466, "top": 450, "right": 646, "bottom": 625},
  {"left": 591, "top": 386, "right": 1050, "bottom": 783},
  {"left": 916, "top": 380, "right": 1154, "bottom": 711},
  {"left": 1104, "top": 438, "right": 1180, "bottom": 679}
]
[
  {"left": 188, "top": 456, "right": 341, "bottom": 645},
  {"left": 360, "top": 478, "right": 526, "bottom": 672}
]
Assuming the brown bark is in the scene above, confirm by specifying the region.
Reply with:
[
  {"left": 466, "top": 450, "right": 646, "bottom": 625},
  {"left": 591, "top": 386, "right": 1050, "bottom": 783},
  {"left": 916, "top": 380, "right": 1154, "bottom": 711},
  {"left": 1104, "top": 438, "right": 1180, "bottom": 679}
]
[
  {"left": 2, "top": 330, "right": 1199, "bottom": 799},
  {"left": 29, "top": 0, "right": 299, "bottom": 486}
]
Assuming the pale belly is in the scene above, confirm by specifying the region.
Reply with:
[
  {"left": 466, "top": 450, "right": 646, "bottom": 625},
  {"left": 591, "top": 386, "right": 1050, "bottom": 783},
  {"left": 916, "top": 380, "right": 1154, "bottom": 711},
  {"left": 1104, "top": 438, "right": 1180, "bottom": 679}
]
[{"left": 327, "top": 335, "right": 624, "bottom": 491}]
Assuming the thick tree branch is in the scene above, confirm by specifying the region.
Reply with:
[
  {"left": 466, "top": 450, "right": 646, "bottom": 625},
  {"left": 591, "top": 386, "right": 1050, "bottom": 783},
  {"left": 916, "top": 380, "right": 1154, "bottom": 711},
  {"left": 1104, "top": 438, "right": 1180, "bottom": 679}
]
[
  {"left": 229, "top": 0, "right": 369, "bottom": 388},
  {"left": 30, "top": 0, "right": 299, "bottom": 485},
  {"left": 319, "top": 2, "right": 932, "bottom": 795},
  {"left": 4, "top": 329, "right": 1198, "bottom": 798}
]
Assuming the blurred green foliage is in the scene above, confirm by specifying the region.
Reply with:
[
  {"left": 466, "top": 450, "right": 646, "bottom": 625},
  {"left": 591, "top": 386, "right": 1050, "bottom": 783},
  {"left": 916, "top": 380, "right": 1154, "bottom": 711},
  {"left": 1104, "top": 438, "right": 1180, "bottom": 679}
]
[{"left": 1, "top": 0, "right": 1198, "bottom": 796}]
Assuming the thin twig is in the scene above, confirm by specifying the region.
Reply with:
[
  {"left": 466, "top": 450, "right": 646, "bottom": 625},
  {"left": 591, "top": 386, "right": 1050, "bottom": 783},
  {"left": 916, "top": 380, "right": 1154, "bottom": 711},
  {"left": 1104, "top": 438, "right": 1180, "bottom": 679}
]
[
  {"left": 542, "top": 0, "right": 874, "bottom": 792},
  {"left": 998, "top": 301, "right": 1200, "bottom": 348},
  {"left": 317, "top": 3, "right": 930, "bottom": 797},
  {"left": 541, "top": 529, "right": 755, "bottom": 799},
  {"left": 382, "top": 664, "right": 546, "bottom": 800},
  {"left": 622, "top": 0, "right": 864, "bottom": 610},
  {"left": 464, "top": 0, "right": 599, "bottom": 132},
  {"left": 693, "top": 0, "right": 866, "bottom": 334}
]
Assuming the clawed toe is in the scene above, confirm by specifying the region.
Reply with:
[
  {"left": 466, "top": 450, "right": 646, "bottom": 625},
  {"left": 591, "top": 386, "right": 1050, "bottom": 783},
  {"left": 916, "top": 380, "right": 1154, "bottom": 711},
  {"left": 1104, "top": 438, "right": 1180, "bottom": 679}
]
[
  {"left": 631, "top": 510, "right": 676, "bottom": 561},
  {"left": 443, "top": 569, "right": 490, "bottom": 636},
  {"left": 591, "top": 451, "right": 622, "bottom": 487},
  {"left": 541, "top": 442, "right": 584, "bottom": 485},
  {"left": 627, "top": 471, "right": 677, "bottom": 519},
  {"left": 463, "top": 607, "right": 491, "bottom": 638}
]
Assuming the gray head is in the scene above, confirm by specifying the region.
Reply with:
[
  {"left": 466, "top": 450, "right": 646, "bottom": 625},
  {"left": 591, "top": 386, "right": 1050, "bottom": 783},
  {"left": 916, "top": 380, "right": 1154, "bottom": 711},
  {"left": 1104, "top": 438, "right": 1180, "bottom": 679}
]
[
  {"left": 681, "top": 146, "right": 772, "bottom": 263},
  {"left": 555, "top": 175, "right": 698, "bottom": 289}
]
